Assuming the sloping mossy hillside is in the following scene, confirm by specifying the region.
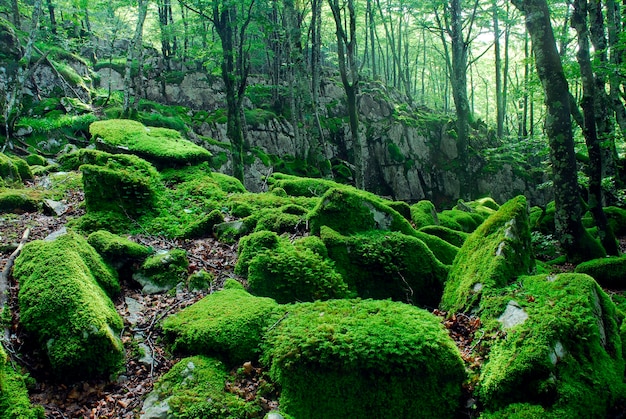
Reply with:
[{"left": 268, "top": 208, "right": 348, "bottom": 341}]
[
  {"left": 141, "top": 356, "right": 264, "bottom": 419},
  {"left": 0, "top": 344, "right": 44, "bottom": 419},
  {"left": 440, "top": 195, "right": 535, "bottom": 313},
  {"left": 89, "top": 119, "right": 212, "bottom": 168},
  {"left": 477, "top": 273, "right": 625, "bottom": 418},
  {"left": 162, "top": 280, "right": 281, "bottom": 365},
  {"left": 320, "top": 227, "right": 448, "bottom": 307},
  {"left": 12, "top": 231, "right": 124, "bottom": 380},
  {"left": 261, "top": 298, "right": 466, "bottom": 419}
]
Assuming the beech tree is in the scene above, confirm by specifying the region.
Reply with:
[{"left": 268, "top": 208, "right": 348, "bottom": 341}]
[{"left": 512, "top": 0, "right": 605, "bottom": 262}]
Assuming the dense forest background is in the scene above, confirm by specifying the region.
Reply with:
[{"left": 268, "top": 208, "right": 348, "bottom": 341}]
[{"left": 2, "top": 0, "right": 626, "bottom": 261}]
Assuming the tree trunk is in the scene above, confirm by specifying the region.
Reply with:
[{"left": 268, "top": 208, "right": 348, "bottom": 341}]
[
  {"left": 450, "top": 0, "right": 471, "bottom": 198},
  {"left": 46, "top": 0, "right": 57, "bottom": 35},
  {"left": 11, "top": 0, "right": 20, "bottom": 28},
  {"left": 328, "top": 0, "right": 363, "bottom": 188},
  {"left": 512, "top": 0, "right": 606, "bottom": 262},
  {"left": 572, "top": 0, "right": 618, "bottom": 255},
  {"left": 493, "top": 0, "right": 504, "bottom": 138},
  {"left": 122, "top": 0, "right": 148, "bottom": 116}
]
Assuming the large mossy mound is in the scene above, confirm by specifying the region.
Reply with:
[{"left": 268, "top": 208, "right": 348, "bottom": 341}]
[
  {"left": 440, "top": 195, "right": 535, "bottom": 313},
  {"left": 262, "top": 298, "right": 466, "bottom": 419},
  {"left": 13, "top": 232, "right": 124, "bottom": 380},
  {"left": 575, "top": 255, "right": 626, "bottom": 289},
  {"left": 321, "top": 227, "right": 448, "bottom": 307},
  {"left": 308, "top": 187, "right": 416, "bottom": 236},
  {"left": 140, "top": 356, "right": 263, "bottom": 419},
  {"left": 0, "top": 153, "right": 32, "bottom": 186},
  {"left": 0, "top": 343, "right": 44, "bottom": 419},
  {"left": 477, "top": 273, "right": 624, "bottom": 418},
  {"left": 162, "top": 280, "right": 281, "bottom": 364},
  {"left": 89, "top": 119, "right": 211, "bottom": 168},
  {"left": 0, "top": 189, "right": 40, "bottom": 213}
]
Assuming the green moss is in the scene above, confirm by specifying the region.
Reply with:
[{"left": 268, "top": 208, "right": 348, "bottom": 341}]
[
  {"left": 235, "top": 231, "right": 282, "bottom": 276},
  {"left": 247, "top": 243, "right": 348, "bottom": 304},
  {"left": 575, "top": 255, "right": 626, "bottom": 289},
  {"left": 294, "top": 235, "right": 328, "bottom": 258},
  {"left": 477, "top": 274, "right": 624, "bottom": 417},
  {"left": 388, "top": 200, "right": 411, "bottom": 220},
  {"left": 0, "top": 153, "right": 23, "bottom": 185},
  {"left": 10, "top": 157, "right": 32, "bottom": 181},
  {"left": 162, "top": 288, "right": 281, "bottom": 364},
  {"left": 13, "top": 232, "right": 124, "bottom": 380},
  {"left": 419, "top": 225, "right": 469, "bottom": 248},
  {"left": 604, "top": 206, "right": 626, "bottom": 236},
  {"left": 251, "top": 204, "right": 308, "bottom": 234},
  {"left": 89, "top": 119, "right": 211, "bottom": 168},
  {"left": 414, "top": 230, "right": 460, "bottom": 265},
  {"left": 308, "top": 187, "right": 417, "bottom": 237},
  {"left": 145, "top": 356, "right": 263, "bottom": 418},
  {"left": 439, "top": 209, "right": 484, "bottom": 233},
  {"left": 410, "top": 200, "right": 438, "bottom": 229},
  {"left": 25, "top": 154, "right": 47, "bottom": 166},
  {"left": 480, "top": 403, "right": 550, "bottom": 419},
  {"left": 0, "top": 190, "right": 40, "bottom": 213},
  {"left": 321, "top": 228, "right": 448, "bottom": 307},
  {"left": 262, "top": 299, "right": 466, "bottom": 419},
  {"left": 0, "top": 344, "right": 44, "bottom": 419},
  {"left": 267, "top": 172, "right": 345, "bottom": 197},
  {"left": 440, "top": 195, "right": 535, "bottom": 313},
  {"left": 134, "top": 249, "right": 189, "bottom": 293},
  {"left": 87, "top": 230, "right": 152, "bottom": 261},
  {"left": 182, "top": 209, "right": 225, "bottom": 239},
  {"left": 186, "top": 270, "right": 214, "bottom": 291}
]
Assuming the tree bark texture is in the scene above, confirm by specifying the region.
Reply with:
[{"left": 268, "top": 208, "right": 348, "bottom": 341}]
[{"left": 512, "top": 0, "right": 605, "bottom": 262}]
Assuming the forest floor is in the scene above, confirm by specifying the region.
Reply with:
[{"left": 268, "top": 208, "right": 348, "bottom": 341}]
[{"left": 0, "top": 177, "right": 624, "bottom": 418}]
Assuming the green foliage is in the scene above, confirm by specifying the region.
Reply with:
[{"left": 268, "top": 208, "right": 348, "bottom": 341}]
[
  {"left": 477, "top": 274, "right": 624, "bottom": 418},
  {"left": 146, "top": 356, "right": 264, "bottom": 418},
  {"left": 0, "top": 344, "right": 44, "bottom": 419},
  {"left": 89, "top": 119, "right": 211, "bottom": 168},
  {"left": 162, "top": 287, "right": 280, "bottom": 364},
  {"left": 135, "top": 249, "right": 189, "bottom": 291},
  {"left": 321, "top": 228, "right": 448, "bottom": 307},
  {"left": 13, "top": 232, "right": 124, "bottom": 380},
  {"left": 440, "top": 196, "right": 535, "bottom": 313},
  {"left": 480, "top": 403, "right": 549, "bottom": 419},
  {"left": 262, "top": 298, "right": 466, "bottom": 419}
]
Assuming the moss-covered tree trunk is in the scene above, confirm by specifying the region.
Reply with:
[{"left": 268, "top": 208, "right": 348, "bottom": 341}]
[
  {"left": 512, "top": 0, "right": 605, "bottom": 262},
  {"left": 572, "top": 0, "right": 618, "bottom": 255}
]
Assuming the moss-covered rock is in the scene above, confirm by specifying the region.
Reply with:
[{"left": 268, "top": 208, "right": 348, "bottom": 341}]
[
  {"left": 604, "top": 206, "right": 626, "bottom": 236},
  {"left": 267, "top": 172, "right": 345, "bottom": 197},
  {"left": 25, "top": 154, "right": 48, "bottom": 167},
  {"left": 308, "top": 187, "right": 417, "bottom": 237},
  {"left": 440, "top": 195, "right": 535, "bottom": 313},
  {"left": 87, "top": 230, "right": 152, "bottom": 262},
  {"left": 321, "top": 227, "right": 448, "bottom": 307},
  {"left": 181, "top": 209, "right": 224, "bottom": 239},
  {"left": 162, "top": 282, "right": 281, "bottom": 364},
  {"left": 575, "top": 255, "right": 626, "bottom": 289},
  {"left": 0, "top": 343, "right": 44, "bottom": 419},
  {"left": 140, "top": 356, "right": 263, "bottom": 419},
  {"left": 480, "top": 403, "right": 549, "bottom": 419},
  {"left": 414, "top": 230, "right": 460, "bottom": 265},
  {"left": 477, "top": 273, "right": 624, "bottom": 418},
  {"left": 419, "top": 225, "right": 469, "bottom": 248},
  {"left": 262, "top": 298, "right": 466, "bottom": 419},
  {"left": 0, "top": 190, "right": 40, "bottom": 213},
  {"left": 410, "top": 200, "right": 438, "bottom": 228},
  {"left": 235, "top": 231, "right": 282, "bottom": 276},
  {"left": 89, "top": 119, "right": 211, "bottom": 168},
  {"left": 13, "top": 232, "right": 124, "bottom": 380},
  {"left": 247, "top": 242, "right": 348, "bottom": 304},
  {"left": 439, "top": 209, "right": 484, "bottom": 233},
  {"left": 0, "top": 153, "right": 30, "bottom": 185},
  {"left": 133, "top": 249, "right": 189, "bottom": 294}
]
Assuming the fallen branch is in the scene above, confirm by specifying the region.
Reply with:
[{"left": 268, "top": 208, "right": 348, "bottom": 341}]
[{"left": 0, "top": 228, "right": 30, "bottom": 344}]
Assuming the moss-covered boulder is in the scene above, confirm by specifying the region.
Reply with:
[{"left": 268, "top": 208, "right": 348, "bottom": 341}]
[
  {"left": 133, "top": 249, "right": 189, "bottom": 294},
  {"left": 0, "top": 17, "right": 22, "bottom": 60},
  {"left": 0, "top": 343, "right": 44, "bottom": 419},
  {"left": 0, "top": 154, "right": 32, "bottom": 185},
  {"left": 575, "top": 255, "right": 626, "bottom": 289},
  {"left": 262, "top": 298, "right": 466, "bottom": 419},
  {"left": 140, "top": 356, "right": 263, "bottom": 419},
  {"left": 181, "top": 209, "right": 224, "bottom": 239},
  {"left": 478, "top": 273, "right": 624, "bottom": 418},
  {"left": 87, "top": 230, "right": 152, "bottom": 263},
  {"left": 90, "top": 119, "right": 211, "bottom": 168},
  {"left": 267, "top": 172, "right": 345, "bottom": 197},
  {"left": 321, "top": 227, "right": 449, "bottom": 307},
  {"left": 439, "top": 208, "right": 485, "bottom": 233},
  {"left": 410, "top": 200, "right": 438, "bottom": 228},
  {"left": 414, "top": 230, "right": 460, "bottom": 265},
  {"left": 419, "top": 224, "right": 469, "bottom": 248},
  {"left": 308, "top": 187, "right": 416, "bottom": 236},
  {"left": 440, "top": 195, "right": 535, "bottom": 313},
  {"left": 162, "top": 280, "right": 281, "bottom": 364},
  {"left": 0, "top": 190, "right": 40, "bottom": 213},
  {"left": 13, "top": 232, "right": 124, "bottom": 380},
  {"left": 604, "top": 206, "right": 626, "bottom": 236}
]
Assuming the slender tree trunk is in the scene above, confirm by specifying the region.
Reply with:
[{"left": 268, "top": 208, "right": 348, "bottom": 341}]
[
  {"left": 123, "top": 0, "right": 148, "bottom": 116},
  {"left": 494, "top": 0, "right": 504, "bottom": 138},
  {"left": 572, "top": 0, "right": 618, "bottom": 255},
  {"left": 513, "top": 0, "right": 606, "bottom": 262},
  {"left": 11, "top": 0, "right": 20, "bottom": 28},
  {"left": 46, "top": 0, "right": 57, "bottom": 35},
  {"left": 367, "top": 0, "right": 377, "bottom": 79}
]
